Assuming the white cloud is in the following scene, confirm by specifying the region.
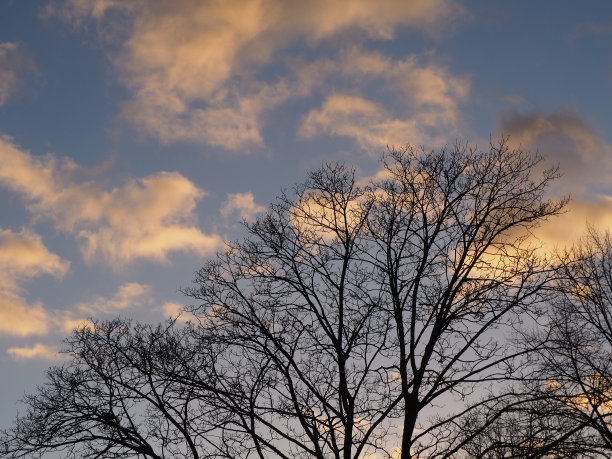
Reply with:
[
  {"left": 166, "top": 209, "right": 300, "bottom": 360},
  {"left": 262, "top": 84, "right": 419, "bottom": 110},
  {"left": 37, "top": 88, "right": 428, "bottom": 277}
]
[
  {"left": 0, "top": 227, "right": 69, "bottom": 337},
  {"left": 7, "top": 343, "right": 60, "bottom": 360},
  {"left": 46, "top": 0, "right": 466, "bottom": 150},
  {"left": 0, "top": 135, "right": 221, "bottom": 265},
  {"left": 0, "top": 42, "right": 35, "bottom": 106},
  {"left": 221, "top": 192, "right": 266, "bottom": 223}
]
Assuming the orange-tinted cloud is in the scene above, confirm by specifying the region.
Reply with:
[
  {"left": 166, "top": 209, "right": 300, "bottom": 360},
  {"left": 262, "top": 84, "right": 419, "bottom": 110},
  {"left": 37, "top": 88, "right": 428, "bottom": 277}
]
[
  {"left": 160, "top": 301, "right": 196, "bottom": 323},
  {"left": 221, "top": 192, "right": 266, "bottom": 223},
  {"left": 0, "top": 42, "right": 36, "bottom": 106},
  {"left": 74, "top": 282, "right": 152, "bottom": 315},
  {"left": 299, "top": 93, "right": 423, "bottom": 152},
  {"left": 0, "top": 295, "right": 51, "bottom": 337},
  {"left": 58, "top": 282, "right": 153, "bottom": 334},
  {"left": 0, "top": 228, "right": 69, "bottom": 337},
  {"left": 298, "top": 49, "right": 470, "bottom": 151},
  {"left": 46, "top": 0, "right": 465, "bottom": 150},
  {"left": 0, "top": 135, "right": 221, "bottom": 265},
  {"left": 534, "top": 197, "right": 612, "bottom": 251},
  {"left": 58, "top": 316, "right": 94, "bottom": 334},
  {"left": 0, "top": 228, "right": 69, "bottom": 288},
  {"left": 7, "top": 343, "right": 60, "bottom": 360},
  {"left": 333, "top": 48, "right": 469, "bottom": 122}
]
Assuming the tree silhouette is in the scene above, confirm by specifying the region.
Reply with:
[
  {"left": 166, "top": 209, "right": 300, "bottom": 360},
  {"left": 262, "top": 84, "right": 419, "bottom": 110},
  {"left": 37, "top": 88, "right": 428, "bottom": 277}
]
[
  {"left": 1, "top": 141, "right": 566, "bottom": 458},
  {"left": 451, "top": 229, "right": 612, "bottom": 458},
  {"left": 1, "top": 319, "right": 234, "bottom": 458}
]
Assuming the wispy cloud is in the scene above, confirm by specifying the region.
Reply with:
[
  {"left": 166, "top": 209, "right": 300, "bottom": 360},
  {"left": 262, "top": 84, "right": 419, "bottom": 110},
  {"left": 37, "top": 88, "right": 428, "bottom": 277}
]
[
  {"left": 7, "top": 343, "right": 61, "bottom": 361},
  {"left": 567, "top": 21, "right": 612, "bottom": 41},
  {"left": 296, "top": 48, "right": 470, "bottom": 151},
  {"left": 0, "top": 295, "right": 51, "bottom": 337},
  {"left": 0, "top": 42, "right": 36, "bottom": 107},
  {"left": 45, "top": 0, "right": 466, "bottom": 150},
  {"left": 74, "top": 282, "right": 152, "bottom": 315},
  {"left": 59, "top": 281, "right": 153, "bottom": 333},
  {"left": 278, "top": 45, "right": 469, "bottom": 151},
  {"left": 535, "top": 196, "right": 612, "bottom": 250},
  {"left": 0, "top": 135, "right": 221, "bottom": 265},
  {"left": 0, "top": 228, "right": 69, "bottom": 289},
  {"left": 43, "top": 0, "right": 138, "bottom": 24},
  {"left": 221, "top": 192, "right": 266, "bottom": 223},
  {"left": 0, "top": 227, "right": 69, "bottom": 337},
  {"left": 300, "top": 93, "right": 430, "bottom": 152}
]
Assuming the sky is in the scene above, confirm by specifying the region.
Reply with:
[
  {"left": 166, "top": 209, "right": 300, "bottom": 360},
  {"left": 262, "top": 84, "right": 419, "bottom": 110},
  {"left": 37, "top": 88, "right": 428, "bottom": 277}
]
[{"left": 1, "top": 0, "right": 612, "bottom": 429}]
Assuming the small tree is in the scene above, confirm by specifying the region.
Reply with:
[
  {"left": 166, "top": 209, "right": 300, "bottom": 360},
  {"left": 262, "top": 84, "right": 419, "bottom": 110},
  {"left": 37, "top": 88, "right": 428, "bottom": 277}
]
[
  {"left": 1, "top": 319, "right": 230, "bottom": 458},
  {"left": 2, "top": 141, "right": 566, "bottom": 458}
]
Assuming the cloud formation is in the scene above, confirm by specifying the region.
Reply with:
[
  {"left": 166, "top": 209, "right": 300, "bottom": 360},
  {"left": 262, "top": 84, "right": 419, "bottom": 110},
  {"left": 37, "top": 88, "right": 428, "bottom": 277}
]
[
  {"left": 44, "top": 0, "right": 138, "bottom": 24},
  {"left": 74, "top": 281, "right": 152, "bottom": 315},
  {"left": 500, "top": 109, "right": 612, "bottom": 194},
  {"left": 47, "top": 0, "right": 466, "bottom": 150},
  {"left": 0, "top": 135, "right": 221, "bottom": 265},
  {"left": 6, "top": 343, "right": 60, "bottom": 360},
  {"left": 0, "top": 42, "right": 35, "bottom": 107},
  {"left": 297, "top": 48, "right": 469, "bottom": 151},
  {"left": 160, "top": 301, "right": 196, "bottom": 323},
  {"left": 221, "top": 192, "right": 266, "bottom": 223},
  {"left": 0, "top": 228, "right": 69, "bottom": 337},
  {"left": 535, "top": 196, "right": 612, "bottom": 250},
  {"left": 59, "top": 281, "right": 153, "bottom": 334},
  {"left": 499, "top": 109, "right": 612, "bottom": 247}
]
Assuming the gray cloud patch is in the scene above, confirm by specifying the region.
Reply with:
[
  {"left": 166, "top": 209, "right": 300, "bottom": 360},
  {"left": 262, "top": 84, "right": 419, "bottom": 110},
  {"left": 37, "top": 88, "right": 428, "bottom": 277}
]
[
  {"left": 0, "top": 43, "right": 36, "bottom": 106},
  {"left": 499, "top": 109, "right": 611, "bottom": 195}
]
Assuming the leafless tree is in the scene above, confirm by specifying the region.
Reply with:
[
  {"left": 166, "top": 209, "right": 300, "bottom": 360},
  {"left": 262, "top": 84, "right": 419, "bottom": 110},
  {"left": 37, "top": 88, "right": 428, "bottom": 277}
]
[
  {"left": 186, "top": 140, "right": 565, "bottom": 458},
  {"left": 437, "top": 387, "right": 603, "bottom": 458},
  {"left": 2, "top": 140, "right": 566, "bottom": 458},
  {"left": 1, "top": 319, "right": 232, "bottom": 459},
  {"left": 446, "top": 229, "right": 612, "bottom": 458}
]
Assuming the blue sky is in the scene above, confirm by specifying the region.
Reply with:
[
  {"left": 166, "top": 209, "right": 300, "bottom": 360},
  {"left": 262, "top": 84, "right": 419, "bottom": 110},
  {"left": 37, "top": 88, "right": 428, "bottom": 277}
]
[{"left": 1, "top": 0, "right": 612, "bottom": 428}]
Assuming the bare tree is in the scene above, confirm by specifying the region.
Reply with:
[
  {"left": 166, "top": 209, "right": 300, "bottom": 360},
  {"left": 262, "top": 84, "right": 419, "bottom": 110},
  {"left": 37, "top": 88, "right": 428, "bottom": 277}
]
[
  {"left": 438, "top": 387, "right": 603, "bottom": 458},
  {"left": 1, "top": 319, "right": 231, "bottom": 459},
  {"left": 186, "top": 140, "right": 565, "bottom": 458},
  {"left": 545, "top": 229, "right": 612, "bottom": 452},
  {"left": 2, "top": 140, "right": 566, "bottom": 458},
  {"left": 446, "top": 229, "right": 612, "bottom": 458}
]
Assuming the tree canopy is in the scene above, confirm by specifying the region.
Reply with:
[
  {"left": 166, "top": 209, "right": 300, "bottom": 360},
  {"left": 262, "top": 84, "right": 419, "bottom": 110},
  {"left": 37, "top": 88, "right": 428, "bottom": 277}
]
[{"left": 2, "top": 141, "right": 575, "bottom": 458}]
